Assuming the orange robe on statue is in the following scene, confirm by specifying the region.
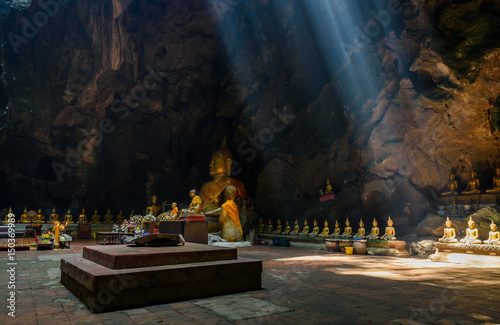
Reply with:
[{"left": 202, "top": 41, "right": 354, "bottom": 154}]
[
  {"left": 200, "top": 176, "right": 247, "bottom": 211},
  {"left": 221, "top": 200, "right": 243, "bottom": 234}
]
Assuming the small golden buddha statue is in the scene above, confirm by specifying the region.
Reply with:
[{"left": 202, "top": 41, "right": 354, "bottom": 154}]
[
  {"left": 381, "top": 216, "right": 397, "bottom": 241},
  {"left": 79, "top": 208, "right": 88, "bottom": 224},
  {"left": 3, "top": 207, "right": 13, "bottom": 223},
  {"left": 367, "top": 218, "right": 379, "bottom": 239},
  {"left": 64, "top": 209, "right": 74, "bottom": 223},
  {"left": 438, "top": 217, "right": 458, "bottom": 243},
  {"left": 332, "top": 220, "right": 341, "bottom": 238},
  {"left": 36, "top": 208, "right": 45, "bottom": 223},
  {"left": 128, "top": 209, "right": 135, "bottom": 220},
  {"left": 460, "top": 216, "right": 482, "bottom": 244},
  {"left": 318, "top": 220, "right": 330, "bottom": 237},
  {"left": 325, "top": 178, "right": 333, "bottom": 195},
  {"left": 19, "top": 207, "right": 28, "bottom": 223},
  {"left": 484, "top": 220, "right": 500, "bottom": 245},
  {"left": 283, "top": 220, "right": 291, "bottom": 235},
  {"left": 258, "top": 217, "right": 265, "bottom": 233},
  {"left": 486, "top": 167, "right": 500, "bottom": 193},
  {"left": 354, "top": 219, "right": 366, "bottom": 239},
  {"left": 462, "top": 171, "right": 480, "bottom": 195},
  {"left": 273, "top": 219, "right": 282, "bottom": 234},
  {"left": 116, "top": 210, "right": 125, "bottom": 223},
  {"left": 267, "top": 219, "right": 273, "bottom": 233},
  {"left": 48, "top": 207, "right": 59, "bottom": 223},
  {"left": 309, "top": 219, "right": 320, "bottom": 236},
  {"left": 146, "top": 195, "right": 162, "bottom": 216},
  {"left": 300, "top": 220, "right": 310, "bottom": 236},
  {"left": 441, "top": 172, "right": 458, "bottom": 196},
  {"left": 91, "top": 209, "right": 101, "bottom": 223},
  {"left": 104, "top": 209, "right": 114, "bottom": 223},
  {"left": 341, "top": 218, "right": 352, "bottom": 238},
  {"left": 290, "top": 219, "right": 300, "bottom": 235}
]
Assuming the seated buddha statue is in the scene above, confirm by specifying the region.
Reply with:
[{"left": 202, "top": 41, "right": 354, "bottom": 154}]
[
  {"left": 462, "top": 171, "right": 481, "bottom": 195},
  {"left": 318, "top": 220, "right": 330, "bottom": 237},
  {"left": 19, "top": 207, "right": 28, "bottom": 223},
  {"left": 258, "top": 217, "right": 265, "bottom": 233},
  {"left": 367, "top": 218, "right": 379, "bottom": 239},
  {"left": 354, "top": 219, "right": 366, "bottom": 239},
  {"left": 283, "top": 220, "right": 291, "bottom": 235},
  {"left": 267, "top": 219, "right": 273, "bottom": 233},
  {"left": 484, "top": 220, "right": 500, "bottom": 245},
  {"left": 438, "top": 217, "right": 458, "bottom": 243},
  {"left": 146, "top": 195, "right": 162, "bottom": 216},
  {"left": 341, "top": 218, "right": 352, "bottom": 238},
  {"left": 36, "top": 208, "right": 45, "bottom": 223},
  {"left": 273, "top": 219, "right": 282, "bottom": 234},
  {"left": 64, "top": 209, "right": 74, "bottom": 223},
  {"left": 48, "top": 207, "right": 59, "bottom": 223},
  {"left": 79, "top": 208, "right": 88, "bottom": 224},
  {"left": 170, "top": 203, "right": 179, "bottom": 219},
  {"left": 290, "top": 219, "right": 300, "bottom": 235},
  {"left": 91, "top": 209, "right": 101, "bottom": 223},
  {"left": 200, "top": 138, "right": 247, "bottom": 225},
  {"left": 181, "top": 190, "right": 202, "bottom": 215},
  {"left": 325, "top": 178, "right": 333, "bottom": 195},
  {"left": 309, "top": 219, "right": 320, "bottom": 236},
  {"left": 441, "top": 172, "right": 458, "bottom": 196},
  {"left": 104, "top": 209, "right": 114, "bottom": 223},
  {"left": 331, "top": 220, "right": 341, "bottom": 238},
  {"left": 3, "top": 207, "right": 13, "bottom": 223},
  {"left": 381, "top": 216, "right": 397, "bottom": 241},
  {"left": 116, "top": 210, "right": 125, "bottom": 223},
  {"left": 460, "top": 216, "right": 482, "bottom": 244},
  {"left": 486, "top": 167, "right": 500, "bottom": 193},
  {"left": 299, "top": 220, "right": 310, "bottom": 236}
]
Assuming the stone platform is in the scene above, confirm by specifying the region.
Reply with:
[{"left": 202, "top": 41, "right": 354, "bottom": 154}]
[
  {"left": 61, "top": 243, "right": 262, "bottom": 313},
  {"left": 325, "top": 239, "right": 409, "bottom": 257},
  {"left": 431, "top": 242, "right": 500, "bottom": 266}
]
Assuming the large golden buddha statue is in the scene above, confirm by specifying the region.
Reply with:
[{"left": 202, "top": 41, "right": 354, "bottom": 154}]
[
  {"left": 460, "top": 217, "right": 481, "bottom": 244},
  {"left": 486, "top": 167, "right": 500, "bottom": 193},
  {"left": 462, "top": 171, "right": 480, "bottom": 195},
  {"left": 485, "top": 220, "right": 500, "bottom": 245},
  {"left": 438, "top": 217, "right": 458, "bottom": 243},
  {"left": 441, "top": 172, "right": 458, "bottom": 196},
  {"left": 200, "top": 138, "right": 247, "bottom": 231}
]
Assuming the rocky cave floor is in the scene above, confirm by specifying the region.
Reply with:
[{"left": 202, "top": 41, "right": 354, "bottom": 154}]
[{"left": 0, "top": 239, "right": 499, "bottom": 325}]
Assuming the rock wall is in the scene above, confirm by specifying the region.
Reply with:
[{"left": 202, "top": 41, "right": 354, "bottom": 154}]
[{"left": 0, "top": 0, "right": 499, "bottom": 239}]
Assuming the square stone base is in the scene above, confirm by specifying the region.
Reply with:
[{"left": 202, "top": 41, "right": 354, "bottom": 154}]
[{"left": 61, "top": 255, "right": 262, "bottom": 313}]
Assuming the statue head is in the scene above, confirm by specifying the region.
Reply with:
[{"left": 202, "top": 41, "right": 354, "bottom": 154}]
[
  {"left": 286, "top": 220, "right": 290, "bottom": 226},
  {"left": 335, "top": 220, "right": 339, "bottom": 228},
  {"left": 387, "top": 216, "right": 393, "bottom": 227},
  {"left": 449, "top": 173, "right": 455, "bottom": 180},
  {"left": 373, "top": 218, "right": 378, "bottom": 227},
  {"left": 277, "top": 219, "right": 281, "bottom": 225},
  {"left": 152, "top": 195, "right": 158, "bottom": 204},
  {"left": 468, "top": 216, "right": 475, "bottom": 229},
  {"left": 209, "top": 137, "right": 233, "bottom": 178},
  {"left": 490, "top": 220, "right": 497, "bottom": 232},
  {"left": 52, "top": 207, "right": 56, "bottom": 213},
  {"left": 326, "top": 177, "right": 330, "bottom": 185},
  {"left": 23, "top": 207, "right": 27, "bottom": 213},
  {"left": 359, "top": 219, "right": 364, "bottom": 228},
  {"left": 190, "top": 189, "right": 196, "bottom": 197},
  {"left": 81, "top": 208, "right": 85, "bottom": 213},
  {"left": 496, "top": 167, "right": 500, "bottom": 176},
  {"left": 172, "top": 202, "right": 177, "bottom": 208},
  {"left": 304, "top": 219, "right": 308, "bottom": 226},
  {"left": 38, "top": 208, "right": 42, "bottom": 214},
  {"left": 445, "top": 217, "right": 452, "bottom": 228},
  {"left": 471, "top": 171, "right": 477, "bottom": 178},
  {"left": 345, "top": 218, "right": 350, "bottom": 227},
  {"left": 324, "top": 220, "right": 328, "bottom": 227},
  {"left": 225, "top": 185, "right": 237, "bottom": 200},
  {"left": 268, "top": 219, "right": 272, "bottom": 225}
]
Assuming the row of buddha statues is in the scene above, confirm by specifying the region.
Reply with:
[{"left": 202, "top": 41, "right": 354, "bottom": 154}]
[
  {"left": 3, "top": 207, "right": 140, "bottom": 224},
  {"left": 259, "top": 216, "right": 398, "bottom": 241},
  {"left": 441, "top": 167, "right": 500, "bottom": 196},
  {"left": 439, "top": 216, "right": 500, "bottom": 245}
]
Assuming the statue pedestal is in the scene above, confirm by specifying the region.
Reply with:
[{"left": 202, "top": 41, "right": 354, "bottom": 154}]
[
  {"left": 365, "top": 240, "right": 410, "bottom": 258},
  {"left": 431, "top": 242, "right": 500, "bottom": 266},
  {"left": 61, "top": 243, "right": 262, "bottom": 313},
  {"left": 159, "top": 220, "right": 208, "bottom": 244}
]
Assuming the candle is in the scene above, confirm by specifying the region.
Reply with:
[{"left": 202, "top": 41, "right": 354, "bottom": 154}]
[{"left": 54, "top": 221, "right": 60, "bottom": 249}]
